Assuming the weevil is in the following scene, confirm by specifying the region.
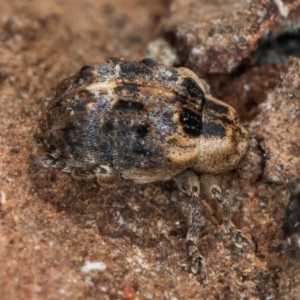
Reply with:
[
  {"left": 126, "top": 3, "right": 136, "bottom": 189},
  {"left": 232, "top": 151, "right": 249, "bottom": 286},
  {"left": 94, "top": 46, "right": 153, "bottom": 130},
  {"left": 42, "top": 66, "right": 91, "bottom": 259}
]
[{"left": 37, "top": 58, "right": 252, "bottom": 278}]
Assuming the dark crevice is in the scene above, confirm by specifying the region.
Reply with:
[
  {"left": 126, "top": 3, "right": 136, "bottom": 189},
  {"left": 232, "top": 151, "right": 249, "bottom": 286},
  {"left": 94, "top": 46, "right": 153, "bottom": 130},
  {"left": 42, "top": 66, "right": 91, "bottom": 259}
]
[
  {"left": 255, "top": 26, "right": 300, "bottom": 65},
  {"left": 279, "top": 182, "right": 300, "bottom": 266},
  {"left": 161, "top": 29, "right": 189, "bottom": 67},
  {"left": 255, "top": 137, "right": 267, "bottom": 184}
]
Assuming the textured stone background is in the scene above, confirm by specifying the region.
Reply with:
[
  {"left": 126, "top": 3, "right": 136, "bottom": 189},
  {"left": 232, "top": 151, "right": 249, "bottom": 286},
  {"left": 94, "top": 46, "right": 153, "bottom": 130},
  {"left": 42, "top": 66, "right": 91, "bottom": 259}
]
[{"left": 1, "top": 0, "right": 300, "bottom": 299}]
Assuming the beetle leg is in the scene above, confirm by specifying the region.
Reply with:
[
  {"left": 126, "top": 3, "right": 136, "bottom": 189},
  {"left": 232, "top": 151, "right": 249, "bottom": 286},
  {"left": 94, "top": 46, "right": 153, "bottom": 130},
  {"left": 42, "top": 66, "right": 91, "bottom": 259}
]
[
  {"left": 174, "top": 170, "right": 206, "bottom": 279},
  {"left": 36, "top": 156, "right": 71, "bottom": 172},
  {"left": 95, "top": 167, "right": 123, "bottom": 189},
  {"left": 71, "top": 168, "right": 95, "bottom": 180},
  {"left": 200, "top": 175, "right": 254, "bottom": 247}
]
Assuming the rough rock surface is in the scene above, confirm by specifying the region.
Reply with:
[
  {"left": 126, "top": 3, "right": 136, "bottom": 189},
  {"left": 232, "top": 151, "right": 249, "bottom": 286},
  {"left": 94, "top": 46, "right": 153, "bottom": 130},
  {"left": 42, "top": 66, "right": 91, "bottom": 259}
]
[
  {"left": 1, "top": 0, "right": 300, "bottom": 299},
  {"left": 250, "top": 58, "right": 300, "bottom": 184},
  {"left": 150, "top": 0, "right": 299, "bottom": 73}
]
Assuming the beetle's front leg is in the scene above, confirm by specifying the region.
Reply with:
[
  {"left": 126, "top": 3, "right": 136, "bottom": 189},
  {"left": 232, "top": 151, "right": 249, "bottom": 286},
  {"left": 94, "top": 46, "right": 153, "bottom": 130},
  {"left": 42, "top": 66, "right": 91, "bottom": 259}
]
[
  {"left": 199, "top": 175, "right": 253, "bottom": 247},
  {"left": 174, "top": 170, "right": 206, "bottom": 279},
  {"left": 95, "top": 167, "right": 123, "bottom": 189},
  {"left": 36, "top": 156, "right": 71, "bottom": 172}
]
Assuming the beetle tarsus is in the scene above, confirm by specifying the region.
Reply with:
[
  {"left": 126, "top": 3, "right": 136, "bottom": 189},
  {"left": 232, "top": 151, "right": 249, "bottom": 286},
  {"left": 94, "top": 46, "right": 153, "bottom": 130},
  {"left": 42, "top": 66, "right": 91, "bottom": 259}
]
[{"left": 225, "top": 221, "right": 255, "bottom": 248}]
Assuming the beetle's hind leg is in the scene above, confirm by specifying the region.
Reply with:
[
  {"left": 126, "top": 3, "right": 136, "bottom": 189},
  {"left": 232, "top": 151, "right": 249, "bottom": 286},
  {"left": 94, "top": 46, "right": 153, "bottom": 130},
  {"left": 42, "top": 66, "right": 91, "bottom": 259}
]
[
  {"left": 174, "top": 170, "right": 206, "bottom": 279},
  {"left": 199, "top": 175, "right": 254, "bottom": 248}
]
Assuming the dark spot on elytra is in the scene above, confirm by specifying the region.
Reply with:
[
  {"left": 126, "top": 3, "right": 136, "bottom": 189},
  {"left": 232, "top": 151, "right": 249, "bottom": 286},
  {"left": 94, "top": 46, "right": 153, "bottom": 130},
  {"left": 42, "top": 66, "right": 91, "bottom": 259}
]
[
  {"left": 114, "top": 84, "right": 139, "bottom": 95},
  {"left": 109, "top": 57, "right": 122, "bottom": 64},
  {"left": 60, "top": 122, "right": 85, "bottom": 149},
  {"left": 78, "top": 90, "right": 94, "bottom": 98},
  {"left": 79, "top": 65, "right": 93, "bottom": 79},
  {"left": 219, "top": 115, "right": 234, "bottom": 125},
  {"left": 133, "top": 144, "right": 149, "bottom": 156},
  {"left": 99, "top": 143, "right": 114, "bottom": 158},
  {"left": 205, "top": 100, "right": 229, "bottom": 115},
  {"left": 136, "top": 124, "right": 149, "bottom": 138},
  {"left": 102, "top": 120, "right": 114, "bottom": 133},
  {"left": 181, "top": 77, "right": 205, "bottom": 103},
  {"left": 73, "top": 102, "right": 86, "bottom": 112},
  {"left": 171, "top": 95, "right": 188, "bottom": 106},
  {"left": 120, "top": 60, "right": 151, "bottom": 76},
  {"left": 140, "top": 58, "right": 158, "bottom": 67},
  {"left": 114, "top": 99, "right": 144, "bottom": 111},
  {"left": 201, "top": 122, "right": 226, "bottom": 138},
  {"left": 61, "top": 121, "right": 83, "bottom": 134},
  {"left": 179, "top": 108, "right": 202, "bottom": 137}
]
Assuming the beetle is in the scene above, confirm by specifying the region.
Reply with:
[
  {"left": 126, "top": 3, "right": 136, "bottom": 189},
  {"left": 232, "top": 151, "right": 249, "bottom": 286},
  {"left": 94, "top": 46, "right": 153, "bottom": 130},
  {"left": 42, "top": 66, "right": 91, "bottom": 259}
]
[{"left": 37, "top": 58, "right": 252, "bottom": 278}]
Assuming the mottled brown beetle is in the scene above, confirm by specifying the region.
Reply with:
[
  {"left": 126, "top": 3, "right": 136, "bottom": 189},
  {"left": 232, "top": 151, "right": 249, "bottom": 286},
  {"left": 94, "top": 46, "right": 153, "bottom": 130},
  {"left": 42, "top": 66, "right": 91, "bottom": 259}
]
[{"left": 37, "top": 58, "right": 252, "bottom": 279}]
